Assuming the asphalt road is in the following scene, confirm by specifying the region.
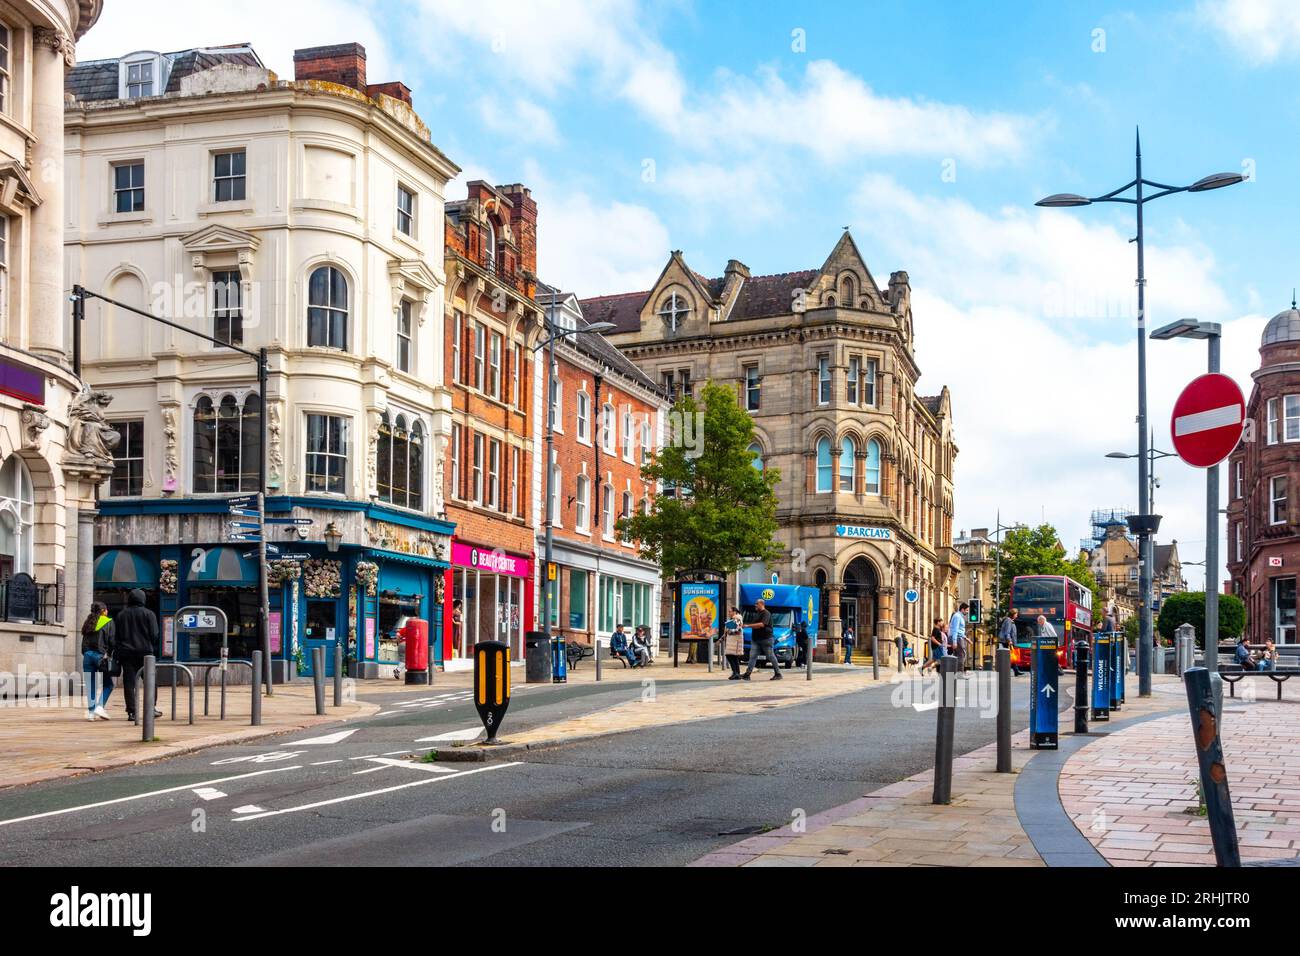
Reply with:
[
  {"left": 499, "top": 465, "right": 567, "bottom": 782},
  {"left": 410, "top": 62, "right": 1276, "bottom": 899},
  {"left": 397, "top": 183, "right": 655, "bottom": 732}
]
[{"left": 0, "top": 669, "right": 1064, "bottom": 866}]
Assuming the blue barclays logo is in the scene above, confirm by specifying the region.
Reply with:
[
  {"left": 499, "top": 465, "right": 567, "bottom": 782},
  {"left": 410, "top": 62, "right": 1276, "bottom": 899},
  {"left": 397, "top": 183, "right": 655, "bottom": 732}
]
[{"left": 835, "top": 525, "right": 892, "bottom": 540}]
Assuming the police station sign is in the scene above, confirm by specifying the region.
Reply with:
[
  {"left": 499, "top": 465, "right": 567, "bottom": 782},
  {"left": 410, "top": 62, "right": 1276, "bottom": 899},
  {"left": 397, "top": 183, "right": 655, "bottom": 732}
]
[{"left": 835, "top": 525, "right": 893, "bottom": 541}]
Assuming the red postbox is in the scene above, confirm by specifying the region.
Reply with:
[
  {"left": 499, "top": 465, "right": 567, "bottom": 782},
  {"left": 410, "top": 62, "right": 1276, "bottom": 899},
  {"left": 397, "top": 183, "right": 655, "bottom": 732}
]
[{"left": 401, "top": 618, "right": 429, "bottom": 684}]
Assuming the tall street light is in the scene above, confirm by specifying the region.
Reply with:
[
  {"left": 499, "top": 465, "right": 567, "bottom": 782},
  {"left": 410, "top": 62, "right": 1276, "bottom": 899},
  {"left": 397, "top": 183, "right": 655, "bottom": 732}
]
[
  {"left": 536, "top": 289, "right": 614, "bottom": 668},
  {"left": 1152, "top": 317, "right": 1224, "bottom": 669},
  {"left": 1039, "top": 130, "right": 1243, "bottom": 696}
]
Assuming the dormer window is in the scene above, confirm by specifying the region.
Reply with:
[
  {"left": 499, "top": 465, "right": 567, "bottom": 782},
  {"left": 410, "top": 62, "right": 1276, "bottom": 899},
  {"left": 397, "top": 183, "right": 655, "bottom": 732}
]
[
  {"left": 657, "top": 292, "right": 690, "bottom": 332},
  {"left": 126, "top": 60, "right": 153, "bottom": 97},
  {"left": 120, "top": 53, "right": 165, "bottom": 100}
]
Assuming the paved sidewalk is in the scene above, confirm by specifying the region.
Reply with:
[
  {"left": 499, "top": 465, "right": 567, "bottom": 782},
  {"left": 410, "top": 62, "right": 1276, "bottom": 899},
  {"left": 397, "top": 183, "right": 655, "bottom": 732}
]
[
  {"left": 692, "top": 674, "right": 1184, "bottom": 867},
  {"left": 0, "top": 680, "right": 377, "bottom": 790}
]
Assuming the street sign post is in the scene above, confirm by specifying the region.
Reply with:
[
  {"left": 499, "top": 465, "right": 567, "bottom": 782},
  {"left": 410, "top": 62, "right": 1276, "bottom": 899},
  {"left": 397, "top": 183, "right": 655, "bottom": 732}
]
[
  {"left": 264, "top": 516, "right": 313, "bottom": 525},
  {"left": 1029, "top": 631, "right": 1060, "bottom": 749},
  {"left": 1170, "top": 373, "right": 1246, "bottom": 468}
]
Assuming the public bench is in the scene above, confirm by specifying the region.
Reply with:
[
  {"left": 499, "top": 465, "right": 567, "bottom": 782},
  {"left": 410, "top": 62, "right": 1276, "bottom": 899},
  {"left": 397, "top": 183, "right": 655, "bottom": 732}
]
[
  {"left": 565, "top": 641, "right": 595, "bottom": 670},
  {"left": 1217, "top": 664, "right": 1300, "bottom": 700}
]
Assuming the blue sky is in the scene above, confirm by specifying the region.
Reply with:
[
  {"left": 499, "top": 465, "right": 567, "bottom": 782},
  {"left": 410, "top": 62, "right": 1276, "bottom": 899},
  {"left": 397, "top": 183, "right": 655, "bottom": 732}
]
[{"left": 78, "top": 0, "right": 1300, "bottom": 584}]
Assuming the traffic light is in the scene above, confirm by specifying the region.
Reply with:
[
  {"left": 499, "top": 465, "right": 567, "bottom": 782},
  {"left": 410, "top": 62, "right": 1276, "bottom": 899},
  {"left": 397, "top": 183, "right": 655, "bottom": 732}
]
[{"left": 968, "top": 599, "right": 982, "bottom": 625}]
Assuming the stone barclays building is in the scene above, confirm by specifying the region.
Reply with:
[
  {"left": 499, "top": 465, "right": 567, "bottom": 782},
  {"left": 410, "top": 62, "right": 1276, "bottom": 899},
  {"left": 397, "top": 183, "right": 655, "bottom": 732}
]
[{"left": 583, "top": 232, "right": 960, "bottom": 661}]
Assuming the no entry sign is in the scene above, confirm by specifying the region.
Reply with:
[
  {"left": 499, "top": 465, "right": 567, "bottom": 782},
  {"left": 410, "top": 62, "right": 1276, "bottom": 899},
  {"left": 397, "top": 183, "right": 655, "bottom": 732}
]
[{"left": 1170, "top": 373, "right": 1246, "bottom": 468}]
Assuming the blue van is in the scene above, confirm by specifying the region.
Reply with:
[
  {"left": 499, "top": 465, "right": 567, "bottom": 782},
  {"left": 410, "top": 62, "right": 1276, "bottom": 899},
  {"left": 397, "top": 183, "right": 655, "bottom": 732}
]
[{"left": 737, "top": 584, "right": 821, "bottom": 668}]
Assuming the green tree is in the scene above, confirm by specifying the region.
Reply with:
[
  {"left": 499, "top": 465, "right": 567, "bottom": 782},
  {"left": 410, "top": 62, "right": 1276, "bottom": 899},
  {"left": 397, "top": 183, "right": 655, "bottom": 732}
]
[
  {"left": 619, "top": 380, "right": 782, "bottom": 579},
  {"left": 1123, "top": 614, "right": 1139, "bottom": 647},
  {"left": 994, "top": 523, "right": 1099, "bottom": 616},
  {"left": 1156, "top": 592, "right": 1247, "bottom": 646}
]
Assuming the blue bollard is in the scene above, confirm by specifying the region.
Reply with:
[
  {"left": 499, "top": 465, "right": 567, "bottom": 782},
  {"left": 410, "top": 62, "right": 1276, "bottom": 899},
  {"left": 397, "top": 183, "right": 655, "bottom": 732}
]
[{"left": 1092, "top": 632, "right": 1111, "bottom": 721}]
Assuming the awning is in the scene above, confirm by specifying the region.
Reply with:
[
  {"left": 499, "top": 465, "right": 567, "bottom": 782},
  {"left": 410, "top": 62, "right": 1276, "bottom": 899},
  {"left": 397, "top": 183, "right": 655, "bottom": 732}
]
[
  {"left": 186, "top": 546, "right": 257, "bottom": 586},
  {"left": 94, "top": 550, "right": 157, "bottom": 589}
]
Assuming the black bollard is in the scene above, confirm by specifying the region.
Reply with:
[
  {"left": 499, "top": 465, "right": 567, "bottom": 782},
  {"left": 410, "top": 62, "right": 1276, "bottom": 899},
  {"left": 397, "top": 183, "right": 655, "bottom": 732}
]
[
  {"left": 333, "top": 642, "right": 343, "bottom": 707},
  {"left": 1074, "top": 639, "right": 1089, "bottom": 734},
  {"left": 996, "top": 646, "right": 1011, "bottom": 773},
  {"left": 313, "top": 647, "right": 325, "bottom": 715},
  {"left": 871, "top": 633, "right": 880, "bottom": 681},
  {"left": 932, "top": 656, "right": 957, "bottom": 804},
  {"left": 250, "top": 650, "right": 262, "bottom": 726},
  {"left": 1184, "top": 667, "right": 1241, "bottom": 867}
]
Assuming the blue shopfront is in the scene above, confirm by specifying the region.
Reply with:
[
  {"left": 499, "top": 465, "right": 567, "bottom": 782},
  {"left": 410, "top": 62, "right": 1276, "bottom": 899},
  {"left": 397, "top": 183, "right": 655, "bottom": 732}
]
[{"left": 94, "top": 497, "right": 453, "bottom": 681}]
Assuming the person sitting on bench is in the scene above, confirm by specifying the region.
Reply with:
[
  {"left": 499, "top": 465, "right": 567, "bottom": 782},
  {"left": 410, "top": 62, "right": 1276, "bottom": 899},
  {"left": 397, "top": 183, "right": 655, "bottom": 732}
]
[
  {"left": 1234, "top": 635, "right": 1257, "bottom": 670},
  {"left": 610, "top": 624, "right": 640, "bottom": 668},
  {"left": 1259, "top": 638, "right": 1277, "bottom": 672}
]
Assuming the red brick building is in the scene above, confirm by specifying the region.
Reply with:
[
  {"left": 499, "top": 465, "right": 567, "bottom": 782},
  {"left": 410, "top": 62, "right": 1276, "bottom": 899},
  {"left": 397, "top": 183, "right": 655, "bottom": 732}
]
[
  {"left": 535, "top": 284, "right": 666, "bottom": 651},
  {"left": 1226, "top": 304, "right": 1299, "bottom": 645},
  {"left": 442, "top": 182, "right": 542, "bottom": 663}
]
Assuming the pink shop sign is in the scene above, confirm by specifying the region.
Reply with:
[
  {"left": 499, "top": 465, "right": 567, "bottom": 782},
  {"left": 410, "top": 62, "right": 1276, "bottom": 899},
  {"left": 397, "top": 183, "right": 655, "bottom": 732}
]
[{"left": 452, "top": 542, "right": 531, "bottom": 578}]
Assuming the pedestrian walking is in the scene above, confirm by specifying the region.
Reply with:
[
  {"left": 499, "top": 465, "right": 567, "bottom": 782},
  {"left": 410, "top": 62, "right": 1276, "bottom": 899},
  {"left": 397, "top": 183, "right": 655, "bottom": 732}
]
[
  {"left": 1035, "top": 614, "right": 1057, "bottom": 638},
  {"left": 114, "top": 588, "right": 161, "bottom": 722},
  {"left": 80, "top": 602, "right": 116, "bottom": 721},
  {"left": 949, "top": 602, "right": 969, "bottom": 673},
  {"left": 998, "top": 608, "right": 1022, "bottom": 676},
  {"left": 842, "top": 626, "right": 855, "bottom": 665},
  {"left": 794, "top": 617, "right": 810, "bottom": 669},
  {"left": 1103, "top": 602, "right": 1117, "bottom": 635},
  {"left": 723, "top": 607, "right": 746, "bottom": 679},
  {"left": 921, "top": 618, "right": 946, "bottom": 674},
  {"left": 742, "top": 598, "right": 781, "bottom": 681}
]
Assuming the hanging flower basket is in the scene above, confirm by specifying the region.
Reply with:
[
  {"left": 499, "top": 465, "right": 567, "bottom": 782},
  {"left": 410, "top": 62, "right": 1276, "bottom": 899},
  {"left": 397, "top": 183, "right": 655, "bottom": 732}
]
[
  {"left": 303, "top": 559, "right": 342, "bottom": 598},
  {"left": 159, "top": 560, "right": 178, "bottom": 595},
  {"left": 355, "top": 561, "right": 379, "bottom": 597},
  {"left": 268, "top": 559, "right": 302, "bottom": 586}
]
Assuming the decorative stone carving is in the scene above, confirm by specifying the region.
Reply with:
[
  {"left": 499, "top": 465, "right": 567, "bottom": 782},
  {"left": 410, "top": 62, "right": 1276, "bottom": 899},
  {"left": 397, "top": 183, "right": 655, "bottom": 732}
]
[
  {"left": 365, "top": 410, "right": 380, "bottom": 497},
  {"left": 161, "top": 406, "right": 179, "bottom": 491},
  {"left": 20, "top": 405, "right": 49, "bottom": 450},
  {"left": 430, "top": 432, "right": 447, "bottom": 516},
  {"left": 66, "top": 388, "right": 120, "bottom": 467},
  {"left": 34, "top": 28, "right": 75, "bottom": 67},
  {"left": 267, "top": 404, "right": 283, "bottom": 487}
]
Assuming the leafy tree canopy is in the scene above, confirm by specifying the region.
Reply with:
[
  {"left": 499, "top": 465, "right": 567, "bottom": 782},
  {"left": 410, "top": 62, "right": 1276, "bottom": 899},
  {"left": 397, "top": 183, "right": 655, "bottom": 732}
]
[
  {"left": 1157, "top": 592, "right": 1247, "bottom": 645},
  {"left": 994, "top": 523, "right": 1100, "bottom": 616}
]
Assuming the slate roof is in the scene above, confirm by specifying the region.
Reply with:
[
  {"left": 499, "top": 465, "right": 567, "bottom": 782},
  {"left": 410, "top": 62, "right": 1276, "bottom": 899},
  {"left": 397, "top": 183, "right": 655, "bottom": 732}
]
[
  {"left": 536, "top": 284, "right": 660, "bottom": 394},
  {"left": 578, "top": 290, "right": 650, "bottom": 333},
  {"left": 919, "top": 395, "right": 944, "bottom": 416},
  {"left": 67, "top": 44, "right": 264, "bottom": 102},
  {"left": 1154, "top": 544, "right": 1179, "bottom": 577}
]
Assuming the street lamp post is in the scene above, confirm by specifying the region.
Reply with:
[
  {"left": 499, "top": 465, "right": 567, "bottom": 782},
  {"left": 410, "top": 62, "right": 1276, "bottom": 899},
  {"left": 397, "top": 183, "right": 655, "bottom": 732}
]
[
  {"left": 536, "top": 290, "right": 614, "bottom": 659},
  {"left": 1151, "top": 318, "right": 1225, "bottom": 669},
  {"left": 1039, "top": 130, "right": 1243, "bottom": 697}
]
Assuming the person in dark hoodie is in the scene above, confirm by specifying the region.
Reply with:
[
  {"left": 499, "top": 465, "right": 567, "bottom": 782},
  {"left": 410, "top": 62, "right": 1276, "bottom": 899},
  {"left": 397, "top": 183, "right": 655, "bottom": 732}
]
[
  {"left": 80, "top": 602, "right": 116, "bottom": 721},
  {"left": 114, "top": 588, "right": 161, "bottom": 722}
]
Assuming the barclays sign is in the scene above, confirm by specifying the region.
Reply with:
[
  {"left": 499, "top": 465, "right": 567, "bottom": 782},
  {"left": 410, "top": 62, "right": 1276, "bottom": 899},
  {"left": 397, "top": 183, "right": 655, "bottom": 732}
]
[{"left": 835, "top": 525, "right": 892, "bottom": 541}]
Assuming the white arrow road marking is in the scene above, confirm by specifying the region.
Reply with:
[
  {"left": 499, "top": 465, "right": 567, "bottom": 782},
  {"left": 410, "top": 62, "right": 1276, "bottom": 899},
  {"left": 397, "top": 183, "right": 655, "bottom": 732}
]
[
  {"left": 191, "top": 787, "right": 227, "bottom": 801},
  {"left": 1174, "top": 403, "right": 1241, "bottom": 436},
  {"left": 288, "top": 729, "right": 357, "bottom": 745},
  {"left": 232, "top": 762, "right": 521, "bottom": 822},
  {"left": 415, "top": 727, "right": 483, "bottom": 742},
  {"left": 0, "top": 766, "right": 301, "bottom": 828},
  {"left": 232, "top": 805, "right": 265, "bottom": 814},
  {"left": 911, "top": 701, "right": 939, "bottom": 712}
]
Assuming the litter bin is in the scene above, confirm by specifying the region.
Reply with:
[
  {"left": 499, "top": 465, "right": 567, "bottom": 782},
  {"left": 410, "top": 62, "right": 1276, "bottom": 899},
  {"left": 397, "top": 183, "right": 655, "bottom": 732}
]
[{"left": 525, "top": 630, "right": 552, "bottom": 683}]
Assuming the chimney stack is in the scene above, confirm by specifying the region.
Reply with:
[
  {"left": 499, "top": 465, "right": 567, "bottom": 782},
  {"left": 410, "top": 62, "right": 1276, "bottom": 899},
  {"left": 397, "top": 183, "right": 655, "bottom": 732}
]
[
  {"left": 294, "top": 43, "right": 367, "bottom": 93},
  {"left": 498, "top": 184, "right": 537, "bottom": 278}
]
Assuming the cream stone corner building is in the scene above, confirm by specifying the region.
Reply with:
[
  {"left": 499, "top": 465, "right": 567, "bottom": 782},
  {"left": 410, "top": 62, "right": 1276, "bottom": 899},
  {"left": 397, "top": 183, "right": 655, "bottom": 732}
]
[
  {"left": 0, "top": 0, "right": 102, "bottom": 679},
  {"left": 64, "top": 42, "right": 459, "bottom": 680},
  {"left": 584, "top": 232, "right": 960, "bottom": 661}
]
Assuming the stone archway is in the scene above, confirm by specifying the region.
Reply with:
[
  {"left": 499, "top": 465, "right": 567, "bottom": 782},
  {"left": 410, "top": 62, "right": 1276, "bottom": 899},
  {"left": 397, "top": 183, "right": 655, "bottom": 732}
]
[{"left": 842, "top": 556, "right": 879, "bottom": 650}]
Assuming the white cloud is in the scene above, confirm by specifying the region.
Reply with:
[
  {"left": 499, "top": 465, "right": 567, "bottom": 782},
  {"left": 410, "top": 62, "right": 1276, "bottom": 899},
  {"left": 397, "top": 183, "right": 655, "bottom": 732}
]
[
  {"left": 477, "top": 95, "right": 559, "bottom": 146},
  {"left": 535, "top": 189, "right": 669, "bottom": 295},
  {"left": 851, "top": 176, "right": 1260, "bottom": 586},
  {"left": 77, "top": 0, "right": 398, "bottom": 80},
  {"left": 1196, "top": 0, "right": 1300, "bottom": 64}
]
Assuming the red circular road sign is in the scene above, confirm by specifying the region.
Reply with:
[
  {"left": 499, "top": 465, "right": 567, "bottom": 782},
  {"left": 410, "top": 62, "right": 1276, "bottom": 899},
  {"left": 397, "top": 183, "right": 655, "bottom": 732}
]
[{"left": 1170, "top": 373, "right": 1246, "bottom": 468}]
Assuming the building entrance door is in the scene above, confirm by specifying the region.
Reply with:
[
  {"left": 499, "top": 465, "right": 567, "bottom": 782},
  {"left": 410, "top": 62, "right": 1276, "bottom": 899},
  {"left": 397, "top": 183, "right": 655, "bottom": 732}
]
[{"left": 842, "top": 557, "right": 879, "bottom": 656}]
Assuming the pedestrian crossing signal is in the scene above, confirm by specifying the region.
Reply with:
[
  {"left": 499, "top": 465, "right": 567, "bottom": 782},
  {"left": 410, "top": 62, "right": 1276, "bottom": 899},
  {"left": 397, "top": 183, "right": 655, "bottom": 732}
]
[{"left": 969, "top": 599, "right": 982, "bottom": 624}]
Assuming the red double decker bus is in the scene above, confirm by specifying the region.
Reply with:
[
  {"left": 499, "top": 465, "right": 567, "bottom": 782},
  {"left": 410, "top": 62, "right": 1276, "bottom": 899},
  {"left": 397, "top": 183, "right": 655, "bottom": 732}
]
[{"left": 1007, "top": 574, "right": 1093, "bottom": 671}]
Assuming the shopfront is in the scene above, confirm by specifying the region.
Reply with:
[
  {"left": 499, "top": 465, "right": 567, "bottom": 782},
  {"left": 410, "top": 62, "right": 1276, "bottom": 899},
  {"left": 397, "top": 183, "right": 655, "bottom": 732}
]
[
  {"left": 445, "top": 542, "right": 532, "bottom": 661},
  {"left": 543, "top": 540, "right": 660, "bottom": 649}
]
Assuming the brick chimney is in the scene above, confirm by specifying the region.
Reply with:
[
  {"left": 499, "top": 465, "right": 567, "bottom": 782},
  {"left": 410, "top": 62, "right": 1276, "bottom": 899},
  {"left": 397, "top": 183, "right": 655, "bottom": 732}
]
[
  {"left": 294, "top": 43, "right": 367, "bottom": 93},
  {"left": 498, "top": 184, "right": 537, "bottom": 278},
  {"left": 365, "top": 81, "right": 412, "bottom": 106}
]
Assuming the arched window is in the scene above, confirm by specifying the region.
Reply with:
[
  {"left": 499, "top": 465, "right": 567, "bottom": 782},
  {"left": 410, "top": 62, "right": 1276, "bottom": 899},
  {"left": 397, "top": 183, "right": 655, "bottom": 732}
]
[
  {"left": 193, "top": 393, "right": 261, "bottom": 492},
  {"left": 840, "top": 437, "right": 856, "bottom": 491},
  {"left": 377, "top": 411, "right": 425, "bottom": 510},
  {"left": 0, "top": 454, "right": 34, "bottom": 575},
  {"left": 816, "top": 437, "right": 832, "bottom": 492},
  {"left": 814, "top": 568, "right": 828, "bottom": 626},
  {"left": 485, "top": 220, "right": 497, "bottom": 272},
  {"left": 747, "top": 442, "right": 763, "bottom": 471},
  {"left": 307, "top": 266, "right": 348, "bottom": 349},
  {"left": 839, "top": 274, "right": 855, "bottom": 306},
  {"left": 657, "top": 292, "right": 690, "bottom": 332},
  {"left": 865, "top": 439, "right": 882, "bottom": 495}
]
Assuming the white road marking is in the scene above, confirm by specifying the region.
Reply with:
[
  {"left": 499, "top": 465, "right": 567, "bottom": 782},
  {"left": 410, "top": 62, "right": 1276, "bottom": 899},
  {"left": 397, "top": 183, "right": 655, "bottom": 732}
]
[
  {"left": 310, "top": 760, "right": 342, "bottom": 766},
  {"left": 288, "top": 729, "right": 358, "bottom": 746},
  {"left": 359, "top": 757, "right": 458, "bottom": 774},
  {"left": 352, "top": 766, "right": 391, "bottom": 776},
  {"left": 912, "top": 701, "right": 939, "bottom": 712},
  {"left": 0, "top": 767, "right": 302, "bottom": 828},
  {"left": 191, "top": 787, "right": 227, "bottom": 801},
  {"left": 347, "top": 754, "right": 380, "bottom": 761},
  {"left": 1174, "top": 403, "right": 1241, "bottom": 436},
  {"left": 232, "top": 805, "right": 265, "bottom": 814},
  {"left": 232, "top": 762, "right": 522, "bottom": 821},
  {"left": 415, "top": 728, "right": 483, "bottom": 743},
  {"left": 381, "top": 750, "right": 410, "bottom": 756}
]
